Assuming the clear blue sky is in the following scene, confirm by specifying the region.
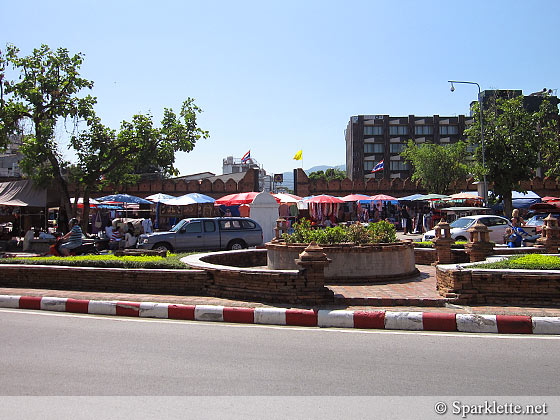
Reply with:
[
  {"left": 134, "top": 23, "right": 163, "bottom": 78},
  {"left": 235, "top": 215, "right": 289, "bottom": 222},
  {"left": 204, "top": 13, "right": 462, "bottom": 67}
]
[{"left": 3, "top": 0, "right": 560, "bottom": 176}]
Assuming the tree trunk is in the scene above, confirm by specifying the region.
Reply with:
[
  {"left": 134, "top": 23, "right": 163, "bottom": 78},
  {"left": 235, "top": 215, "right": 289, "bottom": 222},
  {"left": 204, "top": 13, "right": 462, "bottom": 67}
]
[{"left": 503, "top": 190, "right": 513, "bottom": 219}]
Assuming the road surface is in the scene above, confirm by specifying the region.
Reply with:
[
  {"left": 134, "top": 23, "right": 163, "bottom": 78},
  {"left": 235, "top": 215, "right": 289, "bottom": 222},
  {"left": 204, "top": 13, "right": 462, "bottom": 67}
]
[{"left": 1, "top": 308, "right": 558, "bottom": 396}]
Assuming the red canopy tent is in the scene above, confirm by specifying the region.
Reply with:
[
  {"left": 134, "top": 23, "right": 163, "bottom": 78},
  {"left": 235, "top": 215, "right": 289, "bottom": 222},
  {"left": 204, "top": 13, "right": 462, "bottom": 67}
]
[
  {"left": 215, "top": 192, "right": 262, "bottom": 206},
  {"left": 304, "top": 195, "right": 345, "bottom": 204},
  {"left": 341, "top": 194, "right": 372, "bottom": 202},
  {"left": 370, "top": 194, "right": 397, "bottom": 201}
]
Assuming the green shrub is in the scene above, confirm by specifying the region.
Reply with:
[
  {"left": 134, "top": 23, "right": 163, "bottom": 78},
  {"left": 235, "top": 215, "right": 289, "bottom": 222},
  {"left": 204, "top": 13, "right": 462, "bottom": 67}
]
[
  {"left": 414, "top": 241, "right": 434, "bottom": 248},
  {"left": 367, "top": 220, "right": 396, "bottom": 243},
  {"left": 282, "top": 219, "right": 398, "bottom": 245},
  {"left": 0, "top": 253, "right": 192, "bottom": 269},
  {"left": 477, "top": 254, "right": 560, "bottom": 270}
]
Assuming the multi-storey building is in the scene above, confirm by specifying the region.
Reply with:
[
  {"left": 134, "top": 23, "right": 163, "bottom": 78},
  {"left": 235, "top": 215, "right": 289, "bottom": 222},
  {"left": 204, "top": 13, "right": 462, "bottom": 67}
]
[
  {"left": 0, "top": 134, "right": 23, "bottom": 180},
  {"left": 345, "top": 114, "right": 472, "bottom": 181},
  {"left": 222, "top": 155, "right": 272, "bottom": 192}
]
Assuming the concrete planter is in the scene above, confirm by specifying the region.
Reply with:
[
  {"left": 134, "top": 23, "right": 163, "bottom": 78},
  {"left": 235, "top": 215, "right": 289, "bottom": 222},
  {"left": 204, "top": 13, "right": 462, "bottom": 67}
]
[{"left": 266, "top": 241, "right": 418, "bottom": 283}]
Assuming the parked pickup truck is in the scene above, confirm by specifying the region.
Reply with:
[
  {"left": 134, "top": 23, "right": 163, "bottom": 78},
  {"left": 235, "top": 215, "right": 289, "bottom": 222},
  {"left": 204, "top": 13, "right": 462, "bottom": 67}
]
[{"left": 137, "top": 217, "right": 263, "bottom": 252}]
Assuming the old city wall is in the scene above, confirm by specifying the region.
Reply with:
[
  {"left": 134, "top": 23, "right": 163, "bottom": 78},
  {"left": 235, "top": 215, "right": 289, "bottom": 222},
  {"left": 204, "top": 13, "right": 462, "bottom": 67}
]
[{"left": 69, "top": 167, "right": 560, "bottom": 200}]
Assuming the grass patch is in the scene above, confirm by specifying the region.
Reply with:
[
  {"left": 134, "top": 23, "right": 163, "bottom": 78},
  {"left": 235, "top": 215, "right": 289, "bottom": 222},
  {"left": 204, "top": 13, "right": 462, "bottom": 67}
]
[
  {"left": 0, "top": 252, "right": 193, "bottom": 269},
  {"left": 477, "top": 254, "right": 560, "bottom": 270},
  {"left": 414, "top": 241, "right": 468, "bottom": 249}
]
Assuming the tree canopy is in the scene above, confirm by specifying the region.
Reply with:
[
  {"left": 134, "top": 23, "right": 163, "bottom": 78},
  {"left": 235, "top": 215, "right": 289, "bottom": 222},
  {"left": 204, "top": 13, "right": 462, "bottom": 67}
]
[
  {"left": 0, "top": 44, "right": 96, "bottom": 221},
  {"left": 308, "top": 168, "right": 346, "bottom": 182},
  {"left": 401, "top": 140, "right": 469, "bottom": 194},
  {"left": 465, "top": 95, "right": 551, "bottom": 217},
  {"left": 1, "top": 43, "right": 209, "bottom": 229}
]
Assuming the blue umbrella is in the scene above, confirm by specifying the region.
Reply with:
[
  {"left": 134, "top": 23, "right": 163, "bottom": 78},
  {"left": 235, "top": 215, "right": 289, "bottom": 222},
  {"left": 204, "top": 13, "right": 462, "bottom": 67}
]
[
  {"left": 164, "top": 193, "right": 215, "bottom": 205},
  {"left": 397, "top": 193, "right": 425, "bottom": 202},
  {"left": 96, "top": 193, "right": 153, "bottom": 204},
  {"left": 145, "top": 193, "right": 176, "bottom": 203}
]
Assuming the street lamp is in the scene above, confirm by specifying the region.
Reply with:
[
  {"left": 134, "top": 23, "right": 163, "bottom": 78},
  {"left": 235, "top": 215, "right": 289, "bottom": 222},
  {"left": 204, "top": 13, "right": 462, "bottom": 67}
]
[{"left": 448, "top": 80, "right": 488, "bottom": 207}]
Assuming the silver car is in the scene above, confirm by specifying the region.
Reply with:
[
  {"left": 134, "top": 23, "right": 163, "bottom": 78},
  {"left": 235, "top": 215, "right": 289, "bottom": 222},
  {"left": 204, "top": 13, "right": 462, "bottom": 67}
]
[{"left": 422, "top": 215, "right": 512, "bottom": 242}]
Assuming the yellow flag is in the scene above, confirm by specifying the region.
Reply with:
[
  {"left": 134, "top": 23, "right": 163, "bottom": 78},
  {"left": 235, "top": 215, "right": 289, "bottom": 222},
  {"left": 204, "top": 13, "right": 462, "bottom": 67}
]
[{"left": 293, "top": 150, "right": 303, "bottom": 160}]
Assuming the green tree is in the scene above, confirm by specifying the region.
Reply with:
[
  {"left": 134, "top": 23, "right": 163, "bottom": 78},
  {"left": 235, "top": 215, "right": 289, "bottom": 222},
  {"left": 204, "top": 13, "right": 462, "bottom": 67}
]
[
  {"left": 465, "top": 96, "right": 542, "bottom": 217},
  {"left": 0, "top": 44, "right": 96, "bottom": 223},
  {"left": 308, "top": 168, "right": 346, "bottom": 182},
  {"left": 401, "top": 140, "right": 469, "bottom": 194},
  {"left": 535, "top": 97, "right": 560, "bottom": 178},
  {"left": 71, "top": 102, "right": 209, "bottom": 230}
]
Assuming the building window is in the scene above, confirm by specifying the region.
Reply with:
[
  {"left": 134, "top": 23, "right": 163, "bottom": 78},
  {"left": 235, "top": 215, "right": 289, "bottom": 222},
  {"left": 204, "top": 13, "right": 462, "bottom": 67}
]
[
  {"left": 389, "top": 125, "right": 408, "bottom": 136},
  {"left": 439, "top": 125, "right": 459, "bottom": 135},
  {"left": 390, "top": 161, "right": 409, "bottom": 171},
  {"left": 389, "top": 143, "right": 405, "bottom": 154},
  {"left": 364, "top": 143, "right": 384, "bottom": 154},
  {"left": 364, "top": 126, "right": 383, "bottom": 136},
  {"left": 414, "top": 125, "right": 433, "bottom": 135}
]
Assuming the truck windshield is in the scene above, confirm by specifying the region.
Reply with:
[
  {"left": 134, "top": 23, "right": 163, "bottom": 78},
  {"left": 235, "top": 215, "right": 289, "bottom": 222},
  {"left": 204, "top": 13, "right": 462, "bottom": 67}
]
[{"left": 170, "top": 219, "right": 187, "bottom": 232}]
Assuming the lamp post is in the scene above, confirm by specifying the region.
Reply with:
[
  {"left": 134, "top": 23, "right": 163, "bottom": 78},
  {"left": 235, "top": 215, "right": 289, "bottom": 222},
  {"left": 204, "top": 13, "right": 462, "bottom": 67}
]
[{"left": 448, "top": 80, "right": 488, "bottom": 207}]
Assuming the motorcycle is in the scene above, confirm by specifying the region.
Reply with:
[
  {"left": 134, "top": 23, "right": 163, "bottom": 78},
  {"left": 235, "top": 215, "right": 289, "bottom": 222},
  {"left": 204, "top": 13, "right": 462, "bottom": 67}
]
[
  {"left": 49, "top": 235, "right": 99, "bottom": 256},
  {"left": 506, "top": 226, "right": 540, "bottom": 248}
]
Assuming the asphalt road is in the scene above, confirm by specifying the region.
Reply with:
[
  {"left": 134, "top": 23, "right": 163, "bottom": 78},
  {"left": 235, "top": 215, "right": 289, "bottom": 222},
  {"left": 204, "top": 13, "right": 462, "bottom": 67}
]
[{"left": 1, "top": 309, "right": 559, "bottom": 396}]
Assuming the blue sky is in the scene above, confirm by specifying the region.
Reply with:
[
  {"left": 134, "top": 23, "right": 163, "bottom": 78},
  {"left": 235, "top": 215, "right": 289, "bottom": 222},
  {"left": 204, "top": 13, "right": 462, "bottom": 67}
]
[{"left": 3, "top": 0, "right": 560, "bottom": 177}]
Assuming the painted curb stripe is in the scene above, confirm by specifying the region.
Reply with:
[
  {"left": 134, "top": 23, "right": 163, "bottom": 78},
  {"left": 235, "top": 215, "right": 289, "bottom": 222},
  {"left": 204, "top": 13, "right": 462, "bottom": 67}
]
[
  {"left": 422, "top": 312, "right": 457, "bottom": 332},
  {"left": 317, "top": 310, "right": 354, "bottom": 328},
  {"left": 88, "top": 300, "right": 117, "bottom": 316},
  {"left": 254, "top": 308, "right": 286, "bottom": 325},
  {"left": 195, "top": 305, "right": 224, "bottom": 322},
  {"left": 0, "top": 295, "right": 21, "bottom": 308},
  {"left": 19, "top": 296, "right": 42, "bottom": 310},
  {"left": 496, "top": 315, "right": 533, "bottom": 334},
  {"left": 116, "top": 301, "right": 140, "bottom": 317},
  {"left": 1, "top": 295, "right": 559, "bottom": 335},
  {"left": 66, "top": 298, "right": 90, "bottom": 314},
  {"left": 223, "top": 307, "right": 255, "bottom": 324},
  {"left": 456, "top": 314, "right": 498, "bottom": 333},
  {"left": 385, "top": 312, "right": 423, "bottom": 331},
  {"left": 286, "top": 309, "right": 318, "bottom": 327},
  {"left": 353, "top": 311, "right": 385, "bottom": 329},
  {"left": 40, "top": 297, "right": 68, "bottom": 312},
  {"left": 139, "top": 302, "right": 169, "bottom": 319},
  {"left": 167, "top": 304, "right": 195, "bottom": 320},
  {"left": 532, "top": 317, "right": 560, "bottom": 335}
]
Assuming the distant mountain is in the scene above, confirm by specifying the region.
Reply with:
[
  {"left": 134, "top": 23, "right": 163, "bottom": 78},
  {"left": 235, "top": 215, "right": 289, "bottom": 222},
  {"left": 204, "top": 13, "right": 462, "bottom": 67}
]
[{"left": 276, "top": 164, "right": 346, "bottom": 191}]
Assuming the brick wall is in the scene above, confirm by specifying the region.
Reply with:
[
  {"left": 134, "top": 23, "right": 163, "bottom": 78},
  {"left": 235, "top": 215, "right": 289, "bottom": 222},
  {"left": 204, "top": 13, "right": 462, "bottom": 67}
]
[
  {"left": 414, "top": 248, "right": 470, "bottom": 265},
  {"left": 0, "top": 265, "right": 209, "bottom": 295},
  {"left": 0, "top": 253, "right": 334, "bottom": 305},
  {"left": 436, "top": 266, "right": 560, "bottom": 306}
]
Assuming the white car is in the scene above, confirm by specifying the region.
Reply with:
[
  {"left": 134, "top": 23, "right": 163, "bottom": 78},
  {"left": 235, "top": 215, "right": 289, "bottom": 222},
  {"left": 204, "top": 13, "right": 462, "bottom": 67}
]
[{"left": 422, "top": 215, "right": 512, "bottom": 243}]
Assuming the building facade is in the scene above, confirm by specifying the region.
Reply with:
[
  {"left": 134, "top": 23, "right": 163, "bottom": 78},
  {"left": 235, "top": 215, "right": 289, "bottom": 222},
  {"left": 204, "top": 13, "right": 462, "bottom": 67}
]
[
  {"left": 222, "top": 155, "right": 272, "bottom": 192},
  {"left": 0, "top": 134, "right": 23, "bottom": 180},
  {"left": 345, "top": 114, "right": 472, "bottom": 181}
]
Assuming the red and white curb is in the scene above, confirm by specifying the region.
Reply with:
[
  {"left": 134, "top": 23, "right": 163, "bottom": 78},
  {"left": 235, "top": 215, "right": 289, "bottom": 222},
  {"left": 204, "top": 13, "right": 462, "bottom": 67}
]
[{"left": 1, "top": 294, "right": 559, "bottom": 335}]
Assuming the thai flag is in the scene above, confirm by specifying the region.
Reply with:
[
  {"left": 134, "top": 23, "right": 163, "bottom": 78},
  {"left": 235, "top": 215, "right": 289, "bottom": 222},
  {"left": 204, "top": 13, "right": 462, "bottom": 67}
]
[
  {"left": 241, "top": 150, "right": 250, "bottom": 163},
  {"left": 372, "top": 160, "right": 384, "bottom": 172}
]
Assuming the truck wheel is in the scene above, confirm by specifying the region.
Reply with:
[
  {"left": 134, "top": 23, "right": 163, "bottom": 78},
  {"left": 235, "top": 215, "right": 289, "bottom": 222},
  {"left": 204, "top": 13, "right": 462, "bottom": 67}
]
[
  {"left": 153, "top": 242, "right": 172, "bottom": 252},
  {"left": 227, "top": 240, "right": 246, "bottom": 250},
  {"left": 455, "top": 236, "right": 467, "bottom": 242}
]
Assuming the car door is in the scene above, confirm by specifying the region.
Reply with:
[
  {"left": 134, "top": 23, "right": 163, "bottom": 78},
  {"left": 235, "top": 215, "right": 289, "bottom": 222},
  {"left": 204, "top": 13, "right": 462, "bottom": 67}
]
[
  {"left": 176, "top": 220, "right": 204, "bottom": 250},
  {"left": 481, "top": 216, "right": 510, "bottom": 243},
  {"left": 202, "top": 220, "right": 220, "bottom": 250}
]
